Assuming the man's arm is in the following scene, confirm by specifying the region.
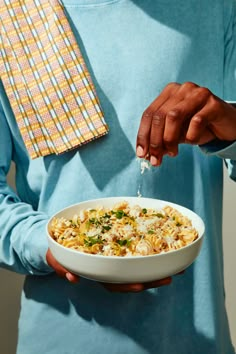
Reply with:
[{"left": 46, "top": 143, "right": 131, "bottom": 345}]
[{"left": 0, "top": 86, "right": 52, "bottom": 275}]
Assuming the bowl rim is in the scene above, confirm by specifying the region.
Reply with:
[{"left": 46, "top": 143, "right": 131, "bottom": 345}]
[{"left": 47, "top": 196, "right": 205, "bottom": 260}]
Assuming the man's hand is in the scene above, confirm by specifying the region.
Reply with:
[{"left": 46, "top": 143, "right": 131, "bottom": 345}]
[
  {"left": 136, "top": 82, "right": 236, "bottom": 165},
  {"left": 46, "top": 249, "right": 173, "bottom": 292},
  {"left": 101, "top": 277, "right": 172, "bottom": 292},
  {"left": 46, "top": 249, "right": 79, "bottom": 283}
]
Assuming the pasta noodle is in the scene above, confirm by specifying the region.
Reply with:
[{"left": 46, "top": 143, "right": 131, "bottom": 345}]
[{"left": 49, "top": 201, "right": 198, "bottom": 257}]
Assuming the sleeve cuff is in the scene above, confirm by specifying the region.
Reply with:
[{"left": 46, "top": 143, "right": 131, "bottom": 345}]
[
  {"left": 199, "top": 140, "right": 236, "bottom": 160},
  {"left": 19, "top": 219, "right": 53, "bottom": 275}
]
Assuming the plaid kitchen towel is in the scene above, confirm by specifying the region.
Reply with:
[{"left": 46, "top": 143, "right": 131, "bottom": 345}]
[{"left": 0, "top": 0, "right": 109, "bottom": 159}]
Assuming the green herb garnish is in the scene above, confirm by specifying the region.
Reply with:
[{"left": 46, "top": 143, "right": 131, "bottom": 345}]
[
  {"left": 147, "top": 230, "right": 155, "bottom": 234},
  {"left": 84, "top": 236, "right": 104, "bottom": 247},
  {"left": 102, "top": 225, "right": 112, "bottom": 232},
  {"left": 114, "top": 210, "right": 127, "bottom": 219},
  {"left": 117, "top": 239, "right": 131, "bottom": 247},
  {"left": 154, "top": 213, "right": 164, "bottom": 218},
  {"left": 86, "top": 218, "right": 101, "bottom": 229}
]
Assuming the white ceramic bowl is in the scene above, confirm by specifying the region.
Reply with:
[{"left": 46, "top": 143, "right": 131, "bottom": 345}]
[{"left": 47, "top": 197, "right": 205, "bottom": 283}]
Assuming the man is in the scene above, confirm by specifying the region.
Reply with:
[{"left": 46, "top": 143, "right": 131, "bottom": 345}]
[{"left": 0, "top": 0, "right": 235, "bottom": 353}]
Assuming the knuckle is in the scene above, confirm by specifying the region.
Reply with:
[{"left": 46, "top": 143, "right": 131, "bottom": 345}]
[
  {"left": 137, "top": 133, "right": 147, "bottom": 142},
  {"left": 141, "top": 109, "right": 153, "bottom": 122},
  {"left": 182, "top": 81, "right": 198, "bottom": 90},
  {"left": 192, "top": 115, "right": 204, "bottom": 125},
  {"left": 198, "top": 86, "right": 212, "bottom": 99},
  {"left": 165, "top": 82, "right": 180, "bottom": 91},
  {"left": 167, "top": 109, "right": 180, "bottom": 121},
  {"left": 153, "top": 108, "right": 166, "bottom": 122},
  {"left": 152, "top": 113, "right": 165, "bottom": 126},
  {"left": 163, "top": 136, "right": 176, "bottom": 145},
  {"left": 150, "top": 143, "right": 162, "bottom": 149},
  {"left": 208, "top": 95, "right": 220, "bottom": 109},
  {"left": 149, "top": 141, "right": 163, "bottom": 156}
]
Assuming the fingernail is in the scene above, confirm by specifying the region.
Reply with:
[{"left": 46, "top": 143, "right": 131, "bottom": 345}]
[
  {"left": 167, "top": 151, "right": 175, "bottom": 157},
  {"left": 150, "top": 156, "right": 159, "bottom": 166},
  {"left": 66, "top": 272, "right": 75, "bottom": 282},
  {"left": 136, "top": 145, "right": 144, "bottom": 157},
  {"left": 130, "top": 284, "right": 145, "bottom": 292}
]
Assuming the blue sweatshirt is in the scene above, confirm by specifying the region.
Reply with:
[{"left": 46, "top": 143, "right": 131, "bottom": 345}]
[{"left": 0, "top": 0, "right": 236, "bottom": 353}]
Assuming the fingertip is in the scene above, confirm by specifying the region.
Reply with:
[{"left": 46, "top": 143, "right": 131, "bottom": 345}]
[
  {"left": 136, "top": 145, "right": 144, "bottom": 157},
  {"left": 147, "top": 277, "right": 172, "bottom": 288},
  {"left": 103, "top": 283, "right": 145, "bottom": 293},
  {"left": 129, "top": 284, "right": 145, "bottom": 292},
  {"left": 154, "top": 278, "right": 172, "bottom": 288},
  {"left": 162, "top": 277, "right": 172, "bottom": 285},
  {"left": 150, "top": 155, "right": 158, "bottom": 166},
  {"left": 150, "top": 155, "right": 162, "bottom": 166},
  {"left": 66, "top": 272, "right": 79, "bottom": 283}
]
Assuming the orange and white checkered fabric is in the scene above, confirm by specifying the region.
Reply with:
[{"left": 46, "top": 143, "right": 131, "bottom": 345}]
[{"left": 0, "top": 0, "right": 109, "bottom": 159}]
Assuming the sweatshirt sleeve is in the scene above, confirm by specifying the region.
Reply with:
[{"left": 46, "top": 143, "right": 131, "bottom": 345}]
[
  {"left": 223, "top": 0, "right": 236, "bottom": 102},
  {"left": 200, "top": 0, "right": 236, "bottom": 181},
  {"left": 217, "top": 0, "right": 236, "bottom": 181},
  {"left": 200, "top": 141, "right": 236, "bottom": 182},
  {"left": 0, "top": 93, "right": 53, "bottom": 275}
]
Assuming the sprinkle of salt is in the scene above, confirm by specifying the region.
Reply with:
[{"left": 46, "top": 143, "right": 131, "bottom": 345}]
[{"left": 137, "top": 158, "right": 151, "bottom": 197}]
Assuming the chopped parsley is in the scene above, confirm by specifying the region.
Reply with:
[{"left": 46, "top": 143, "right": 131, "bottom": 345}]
[
  {"left": 102, "top": 225, "right": 112, "bottom": 232},
  {"left": 154, "top": 213, "right": 164, "bottom": 218},
  {"left": 116, "top": 239, "right": 132, "bottom": 247},
  {"left": 84, "top": 236, "right": 104, "bottom": 247},
  {"left": 113, "top": 210, "right": 127, "bottom": 219},
  {"left": 69, "top": 220, "right": 78, "bottom": 227},
  {"left": 86, "top": 218, "right": 101, "bottom": 229}
]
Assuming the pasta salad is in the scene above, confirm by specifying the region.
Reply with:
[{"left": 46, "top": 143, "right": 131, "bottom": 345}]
[{"left": 49, "top": 201, "right": 198, "bottom": 257}]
